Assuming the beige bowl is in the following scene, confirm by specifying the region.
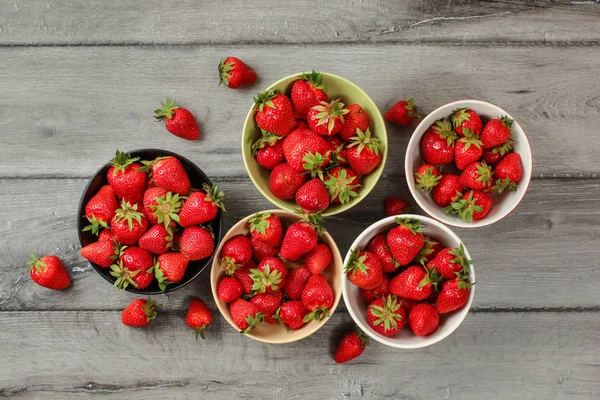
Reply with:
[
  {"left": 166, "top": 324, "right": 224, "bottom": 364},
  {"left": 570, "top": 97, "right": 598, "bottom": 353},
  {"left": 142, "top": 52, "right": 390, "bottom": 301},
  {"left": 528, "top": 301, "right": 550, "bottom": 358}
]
[{"left": 210, "top": 209, "right": 343, "bottom": 344}]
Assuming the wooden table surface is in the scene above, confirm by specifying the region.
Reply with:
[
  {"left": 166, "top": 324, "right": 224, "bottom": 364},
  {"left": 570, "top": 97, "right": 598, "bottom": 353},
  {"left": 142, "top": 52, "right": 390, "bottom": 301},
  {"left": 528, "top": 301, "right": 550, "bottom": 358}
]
[{"left": 1, "top": 1, "right": 600, "bottom": 399}]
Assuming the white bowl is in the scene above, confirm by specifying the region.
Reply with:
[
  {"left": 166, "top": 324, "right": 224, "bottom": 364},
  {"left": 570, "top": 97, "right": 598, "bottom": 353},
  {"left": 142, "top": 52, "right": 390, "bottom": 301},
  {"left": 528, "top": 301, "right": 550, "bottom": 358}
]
[
  {"left": 341, "top": 214, "right": 475, "bottom": 349},
  {"left": 405, "top": 100, "right": 533, "bottom": 228}
]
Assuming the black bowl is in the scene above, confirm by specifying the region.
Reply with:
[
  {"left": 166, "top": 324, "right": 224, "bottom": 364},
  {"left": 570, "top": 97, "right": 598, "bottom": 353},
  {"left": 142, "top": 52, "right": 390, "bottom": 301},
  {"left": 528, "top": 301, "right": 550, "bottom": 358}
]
[{"left": 77, "top": 149, "right": 223, "bottom": 294}]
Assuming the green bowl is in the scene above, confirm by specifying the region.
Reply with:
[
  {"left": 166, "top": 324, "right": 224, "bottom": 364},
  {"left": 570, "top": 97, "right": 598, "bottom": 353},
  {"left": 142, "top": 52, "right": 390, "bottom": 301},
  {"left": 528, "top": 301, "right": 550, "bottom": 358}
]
[{"left": 241, "top": 72, "right": 388, "bottom": 216}]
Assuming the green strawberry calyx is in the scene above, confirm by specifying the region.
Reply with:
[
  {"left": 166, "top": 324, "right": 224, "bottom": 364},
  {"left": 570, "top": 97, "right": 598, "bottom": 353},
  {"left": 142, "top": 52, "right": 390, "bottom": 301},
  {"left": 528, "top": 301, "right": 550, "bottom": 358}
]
[
  {"left": 108, "top": 150, "right": 141, "bottom": 176},
  {"left": 300, "top": 70, "right": 327, "bottom": 91},
  {"left": 303, "top": 151, "right": 331, "bottom": 179},
  {"left": 415, "top": 166, "right": 442, "bottom": 194},
  {"left": 142, "top": 297, "right": 158, "bottom": 322},
  {"left": 303, "top": 306, "right": 331, "bottom": 322},
  {"left": 344, "top": 249, "right": 370, "bottom": 278},
  {"left": 203, "top": 183, "right": 226, "bottom": 212},
  {"left": 114, "top": 201, "right": 144, "bottom": 230},
  {"left": 192, "top": 324, "right": 210, "bottom": 340},
  {"left": 418, "top": 266, "right": 442, "bottom": 290},
  {"left": 444, "top": 191, "right": 484, "bottom": 222},
  {"left": 82, "top": 215, "right": 109, "bottom": 236},
  {"left": 241, "top": 312, "right": 264, "bottom": 334},
  {"left": 451, "top": 108, "right": 472, "bottom": 128},
  {"left": 449, "top": 243, "right": 473, "bottom": 275},
  {"left": 312, "top": 98, "right": 349, "bottom": 134},
  {"left": 138, "top": 156, "right": 171, "bottom": 173},
  {"left": 369, "top": 295, "right": 403, "bottom": 332},
  {"left": 432, "top": 120, "right": 457, "bottom": 147},
  {"left": 218, "top": 57, "right": 235, "bottom": 87},
  {"left": 491, "top": 139, "right": 514, "bottom": 156},
  {"left": 323, "top": 168, "right": 360, "bottom": 204},
  {"left": 252, "top": 129, "right": 282, "bottom": 155},
  {"left": 253, "top": 89, "right": 278, "bottom": 112},
  {"left": 347, "top": 128, "right": 385, "bottom": 156},
  {"left": 26, "top": 254, "right": 46, "bottom": 273},
  {"left": 273, "top": 307, "right": 291, "bottom": 332},
  {"left": 458, "top": 129, "right": 483, "bottom": 151},
  {"left": 394, "top": 217, "right": 423, "bottom": 234},
  {"left": 475, "top": 161, "right": 494, "bottom": 187},
  {"left": 294, "top": 209, "right": 325, "bottom": 235},
  {"left": 249, "top": 264, "right": 283, "bottom": 293},
  {"left": 404, "top": 98, "right": 421, "bottom": 119},
  {"left": 354, "top": 328, "right": 370, "bottom": 347},
  {"left": 155, "top": 263, "right": 173, "bottom": 292},
  {"left": 499, "top": 115, "right": 514, "bottom": 129},
  {"left": 415, "top": 236, "right": 438, "bottom": 265},
  {"left": 152, "top": 192, "right": 182, "bottom": 229},
  {"left": 110, "top": 260, "right": 140, "bottom": 290},
  {"left": 221, "top": 256, "right": 242, "bottom": 275},
  {"left": 154, "top": 97, "right": 180, "bottom": 121},
  {"left": 493, "top": 177, "right": 518, "bottom": 193},
  {"left": 249, "top": 212, "right": 272, "bottom": 236}
]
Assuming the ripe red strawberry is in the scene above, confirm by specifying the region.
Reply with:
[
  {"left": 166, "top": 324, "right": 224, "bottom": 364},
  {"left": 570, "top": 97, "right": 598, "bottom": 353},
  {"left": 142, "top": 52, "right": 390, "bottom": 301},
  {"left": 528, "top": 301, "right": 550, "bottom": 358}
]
[
  {"left": 121, "top": 297, "right": 158, "bottom": 327},
  {"left": 252, "top": 130, "right": 285, "bottom": 170},
  {"left": 282, "top": 129, "right": 331, "bottom": 173},
  {"left": 27, "top": 254, "right": 70, "bottom": 290},
  {"left": 142, "top": 187, "right": 169, "bottom": 226},
  {"left": 180, "top": 226, "right": 214, "bottom": 261},
  {"left": 296, "top": 178, "right": 330, "bottom": 212},
  {"left": 399, "top": 298, "right": 419, "bottom": 313},
  {"left": 384, "top": 98, "right": 420, "bottom": 126},
  {"left": 447, "top": 190, "right": 493, "bottom": 221},
  {"left": 361, "top": 274, "right": 390, "bottom": 303},
  {"left": 250, "top": 236, "right": 279, "bottom": 262},
  {"left": 186, "top": 299, "right": 213, "bottom": 339},
  {"left": 295, "top": 120, "right": 309, "bottom": 129},
  {"left": 140, "top": 156, "right": 190, "bottom": 196},
  {"left": 367, "top": 233, "right": 399, "bottom": 273},
  {"left": 324, "top": 136, "right": 348, "bottom": 166},
  {"left": 106, "top": 150, "right": 146, "bottom": 204},
  {"left": 302, "top": 274, "right": 334, "bottom": 321},
  {"left": 384, "top": 197, "right": 408, "bottom": 216},
  {"left": 414, "top": 164, "right": 441, "bottom": 194},
  {"left": 218, "top": 57, "right": 256, "bottom": 89},
  {"left": 234, "top": 260, "right": 256, "bottom": 295},
  {"left": 494, "top": 152, "right": 522, "bottom": 193},
  {"left": 304, "top": 242, "right": 332, "bottom": 275},
  {"left": 230, "top": 298, "right": 264, "bottom": 333},
  {"left": 334, "top": 329, "right": 369, "bottom": 364},
  {"left": 460, "top": 161, "right": 494, "bottom": 190},
  {"left": 269, "top": 163, "right": 307, "bottom": 200},
  {"left": 427, "top": 245, "right": 471, "bottom": 279},
  {"left": 220, "top": 235, "right": 252, "bottom": 274},
  {"left": 421, "top": 121, "right": 457, "bottom": 164},
  {"left": 482, "top": 139, "right": 513, "bottom": 165},
  {"left": 154, "top": 97, "right": 200, "bottom": 140},
  {"left": 481, "top": 116, "right": 513, "bottom": 149},
  {"left": 250, "top": 291, "right": 283, "bottom": 324},
  {"left": 290, "top": 70, "right": 328, "bottom": 119},
  {"left": 249, "top": 212, "right": 283, "bottom": 247},
  {"left": 280, "top": 214, "right": 322, "bottom": 262},
  {"left": 345, "top": 249, "right": 383, "bottom": 290},
  {"left": 436, "top": 277, "right": 473, "bottom": 314},
  {"left": 408, "top": 303, "right": 439, "bottom": 336},
  {"left": 275, "top": 300, "right": 308, "bottom": 330},
  {"left": 389, "top": 265, "right": 439, "bottom": 301},
  {"left": 110, "top": 247, "right": 155, "bottom": 290},
  {"left": 138, "top": 224, "right": 173, "bottom": 255},
  {"left": 155, "top": 252, "right": 189, "bottom": 290},
  {"left": 218, "top": 276, "right": 243, "bottom": 303},
  {"left": 432, "top": 174, "right": 464, "bottom": 207},
  {"left": 179, "top": 184, "right": 226, "bottom": 227},
  {"left": 323, "top": 166, "right": 360, "bottom": 204},
  {"left": 111, "top": 201, "right": 148, "bottom": 245},
  {"left": 415, "top": 235, "right": 443, "bottom": 265},
  {"left": 250, "top": 257, "right": 287, "bottom": 293},
  {"left": 339, "top": 104, "right": 370, "bottom": 141},
  {"left": 307, "top": 98, "right": 349, "bottom": 136},
  {"left": 367, "top": 295, "right": 406, "bottom": 336},
  {"left": 454, "top": 130, "right": 484, "bottom": 170},
  {"left": 386, "top": 217, "right": 424, "bottom": 266},
  {"left": 451, "top": 108, "right": 483, "bottom": 136},
  {"left": 83, "top": 185, "right": 118, "bottom": 235},
  {"left": 98, "top": 229, "right": 114, "bottom": 242},
  {"left": 80, "top": 239, "right": 120, "bottom": 268},
  {"left": 346, "top": 128, "right": 384, "bottom": 175},
  {"left": 282, "top": 266, "right": 312, "bottom": 300},
  {"left": 254, "top": 90, "right": 296, "bottom": 137}
]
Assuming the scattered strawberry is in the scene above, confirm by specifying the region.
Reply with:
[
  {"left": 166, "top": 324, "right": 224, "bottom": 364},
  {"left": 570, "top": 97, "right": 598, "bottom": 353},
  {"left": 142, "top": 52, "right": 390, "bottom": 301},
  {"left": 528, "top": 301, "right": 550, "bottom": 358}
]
[
  {"left": 361, "top": 275, "right": 390, "bottom": 303},
  {"left": 250, "top": 291, "right": 283, "bottom": 324},
  {"left": 229, "top": 298, "right": 264, "bottom": 333},
  {"left": 389, "top": 265, "right": 439, "bottom": 301},
  {"left": 282, "top": 266, "right": 312, "bottom": 300},
  {"left": 408, "top": 303, "right": 439, "bottom": 336},
  {"left": 27, "top": 254, "right": 71, "bottom": 290},
  {"left": 454, "top": 130, "right": 484, "bottom": 170},
  {"left": 302, "top": 274, "right": 334, "bottom": 321},
  {"left": 480, "top": 116, "right": 513, "bottom": 149},
  {"left": 482, "top": 140, "right": 513, "bottom": 165},
  {"left": 83, "top": 185, "right": 118, "bottom": 235},
  {"left": 367, "top": 295, "right": 406, "bottom": 336},
  {"left": 220, "top": 235, "right": 253, "bottom": 274},
  {"left": 304, "top": 242, "right": 332, "bottom": 275},
  {"left": 111, "top": 246, "right": 155, "bottom": 290},
  {"left": 80, "top": 239, "right": 120, "bottom": 268},
  {"left": 122, "top": 297, "right": 158, "bottom": 327},
  {"left": 282, "top": 128, "right": 331, "bottom": 174},
  {"left": 421, "top": 120, "right": 457, "bottom": 164},
  {"left": 106, "top": 150, "right": 146, "bottom": 204},
  {"left": 138, "top": 224, "right": 173, "bottom": 255},
  {"left": 275, "top": 300, "right": 308, "bottom": 330},
  {"left": 269, "top": 162, "right": 307, "bottom": 200},
  {"left": 414, "top": 164, "right": 441, "bottom": 194},
  {"left": 384, "top": 98, "right": 420, "bottom": 126},
  {"left": 415, "top": 235, "right": 443, "bottom": 265},
  {"left": 386, "top": 217, "right": 424, "bottom": 266},
  {"left": 345, "top": 249, "right": 383, "bottom": 290},
  {"left": 155, "top": 252, "right": 189, "bottom": 290},
  {"left": 254, "top": 90, "right": 296, "bottom": 137},
  {"left": 367, "top": 233, "right": 399, "bottom": 273},
  {"left": 180, "top": 226, "right": 214, "bottom": 261},
  {"left": 339, "top": 104, "right": 370, "bottom": 141},
  {"left": 290, "top": 70, "right": 328, "bottom": 119},
  {"left": 384, "top": 197, "right": 408, "bottom": 216},
  {"left": 250, "top": 236, "right": 279, "bottom": 262},
  {"left": 451, "top": 108, "right": 483, "bottom": 136},
  {"left": 186, "top": 299, "right": 213, "bottom": 339},
  {"left": 307, "top": 98, "right": 349, "bottom": 136},
  {"left": 218, "top": 57, "right": 256, "bottom": 89},
  {"left": 323, "top": 166, "right": 360, "bottom": 204},
  {"left": 346, "top": 128, "right": 384, "bottom": 175},
  {"left": 250, "top": 257, "right": 287, "bottom": 293},
  {"left": 280, "top": 214, "right": 322, "bottom": 262},
  {"left": 426, "top": 245, "right": 471, "bottom": 279},
  {"left": 233, "top": 261, "right": 256, "bottom": 295},
  {"left": 432, "top": 174, "right": 464, "bottom": 207},
  {"left": 154, "top": 97, "right": 200, "bottom": 140},
  {"left": 494, "top": 152, "right": 522, "bottom": 193},
  {"left": 218, "top": 276, "right": 244, "bottom": 303},
  {"left": 252, "top": 130, "right": 285, "bottom": 170},
  {"left": 446, "top": 189, "right": 493, "bottom": 221},
  {"left": 296, "top": 178, "right": 330, "bottom": 212},
  {"left": 111, "top": 201, "right": 148, "bottom": 245},
  {"left": 334, "top": 329, "right": 369, "bottom": 364},
  {"left": 249, "top": 212, "right": 283, "bottom": 247},
  {"left": 460, "top": 161, "right": 494, "bottom": 191},
  {"left": 436, "top": 277, "right": 473, "bottom": 314},
  {"left": 179, "top": 184, "right": 225, "bottom": 227}
]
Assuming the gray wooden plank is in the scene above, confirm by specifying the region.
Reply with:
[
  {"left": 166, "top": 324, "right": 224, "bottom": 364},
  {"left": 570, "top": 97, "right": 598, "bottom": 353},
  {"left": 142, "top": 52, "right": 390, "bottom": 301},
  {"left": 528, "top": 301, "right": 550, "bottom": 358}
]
[
  {"left": 0, "top": 310, "right": 598, "bottom": 399},
  {"left": 1, "top": 177, "right": 599, "bottom": 311},
  {"left": 0, "top": 45, "right": 599, "bottom": 178},
  {"left": 1, "top": 0, "right": 600, "bottom": 45}
]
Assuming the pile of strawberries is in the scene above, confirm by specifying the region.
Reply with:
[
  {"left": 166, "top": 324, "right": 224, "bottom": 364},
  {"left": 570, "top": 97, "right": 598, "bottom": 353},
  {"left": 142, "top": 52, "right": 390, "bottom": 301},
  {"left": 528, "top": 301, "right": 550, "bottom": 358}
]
[
  {"left": 416, "top": 108, "right": 523, "bottom": 221},
  {"left": 79, "top": 150, "right": 225, "bottom": 291},
  {"left": 215, "top": 211, "right": 336, "bottom": 333},
  {"left": 345, "top": 217, "right": 473, "bottom": 338},
  {"left": 251, "top": 71, "right": 385, "bottom": 212}
]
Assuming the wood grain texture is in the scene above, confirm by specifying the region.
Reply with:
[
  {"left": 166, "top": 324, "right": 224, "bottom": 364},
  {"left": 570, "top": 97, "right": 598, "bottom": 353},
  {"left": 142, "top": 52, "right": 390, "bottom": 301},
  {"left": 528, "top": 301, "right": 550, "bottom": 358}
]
[
  {"left": 1, "top": 0, "right": 600, "bottom": 45},
  {"left": 1, "top": 45, "right": 599, "bottom": 178}
]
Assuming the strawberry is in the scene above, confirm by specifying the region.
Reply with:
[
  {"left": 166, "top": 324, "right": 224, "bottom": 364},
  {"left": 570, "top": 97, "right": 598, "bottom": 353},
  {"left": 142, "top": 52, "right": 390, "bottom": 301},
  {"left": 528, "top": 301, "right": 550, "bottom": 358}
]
[
  {"left": 282, "top": 266, "right": 312, "bottom": 300},
  {"left": 186, "top": 299, "right": 213, "bottom": 339},
  {"left": 254, "top": 90, "right": 296, "bottom": 137},
  {"left": 218, "top": 277, "right": 243, "bottom": 303},
  {"left": 121, "top": 297, "right": 158, "bottom": 327},
  {"left": 111, "top": 201, "right": 148, "bottom": 245},
  {"left": 346, "top": 128, "right": 384, "bottom": 175},
  {"left": 304, "top": 242, "right": 332, "bottom": 275},
  {"left": 83, "top": 185, "right": 118, "bottom": 235},
  {"left": 282, "top": 129, "right": 331, "bottom": 173},
  {"left": 234, "top": 261, "right": 256, "bottom": 295},
  {"left": 323, "top": 166, "right": 360, "bottom": 204},
  {"left": 384, "top": 98, "right": 420, "bottom": 126},
  {"left": 399, "top": 298, "right": 419, "bottom": 313},
  {"left": 290, "top": 70, "right": 328, "bottom": 119},
  {"left": 408, "top": 303, "right": 439, "bottom": 336},
  {"left": 295, "top": 120, "right": 309, "bottom": 129},
  {"left": 295, "top": 178, "right": 330, "bottom": 212},
  {"left": 386, "top": 217, "right": 424, "bottom": 266},
  {"left": 432, "top": 174, "right": 464, "bottom": 207},
  {"left": 27, "top": 254, "right": 70, "bottom": 290},
  {"left": 389, "top": 265, "right": 439, "bottom": 301},
  {"left": 367, "top": 233, "right": 399, "bottom": 273},
  {"left": 324, "top": 136, "right": 348, "bottom": 166},
  {"left": 250, "top": 257, "right": 287, "bottom": 293},
  {"left": 142, "top": 187, "right": 168, "bottom": 225},
  {"left": 426, "top": 244, "right": 471, "bottom": 279},
  {"left": 384, "top": 197, "right": 408, "bottom": 216},
  {"left": 145, "top": 173, "right": 157, "bottom": 189},
  {"left": 482, "top": 139, "right": 513, "bottom": 165},
  {"left": 307, "top": 98, "right": 349, "bottom": 136},
  {"left": 179, "top": 184, "right": 226, "bottom": 227},
  {"left": 155, "top": 252, "right": 189, "bottom": 290},
  {"left": 481, "top": 116, "right": 513, "bottom": 149},
  {"left": 460, "top": 161, "right": 494, "bottom": 190},
  {"left": 98, "top": 229, "right": 114, "bottom": 242},
  {"left": 140, "top": 156, "right": 190, "bottom": 196},
  {"left": 249, "top": 212, "right": 283, "bottom": 247},
  {"left": 334, "top": 329, "right": 369, "bottom": 364},
  {"left": 138, "top": 224, "right": 173, "bottom": 255},
  {"left": 367, "top": 295, "right": 406, "bottom": 336},
  {"left": 345, "top": 249, "right": 383, "bottom": 290},
  {"left": 302, "top": 274, "right": 334, "bottom": 321},
  {"left": 494, "top": 152, "right": 522, "bottom": 193},
  {"left": 220, "top": 235, "right": 252, "bottom": 274},
  {"left": 80, "top": 239, "right": 120, "bottom": 268},
  {"left": 250, "top": 236, "right": 279, "bottom": 262},
  {"left": 414, "top": 164, "right": 441, "bottom": 194},
  {"left": 280, "top": 213, "right": 322, "bottom": 262},
  {"left": 229, "top": 298, "right": 264, "bottom": 333},
  {"left": 180, "top": 226, "right": 214, "bottom": 261},
  {"left": 421, "top": 121, "right": 457, "bottom": 165},
  {"left": 110, "top": 247, "right": 155, "bottom": 290},
  {"left": 218, "top": 57, "right": 256, "bottom": 89},
  {"left": 361, "top": 274, "right": 390, "bottom": 303},
  {"left": 252, "top": 130, "right": 285, "bottom": 170},
  {"left": 446, "top": 190, "right": 493, "bottom": 221},
  {"left": 275, "top": 300, "right": 308, "bottom": 330},
  {"left": 154, "top": 97, "right": 200, "bottom": 140},
  {"left": 269, "top": 163, "right": 307, "bottom": 200},
  {"left": 339, "top": 104, "right": 370, "bottom": 141},
  {"left": 145, "top": 189, "right": 183, "bottom": 228},
  {"left": 436, "top": 277, "right": 473, "bottom": 314},
  {"left": 415, "top": 235, "right": 443, "bottom": 265},
  {"left": 454, "top": 130, "right": 484, "bottom": 170},
  {"left": 106, "top": 150, "right": 146, "bottom": 204},
  {"left": 250, "top": 291, "right": 283, "bottom": 324},
  {"left": 451, "top": 108, "right": 483, "bottom": 137}
]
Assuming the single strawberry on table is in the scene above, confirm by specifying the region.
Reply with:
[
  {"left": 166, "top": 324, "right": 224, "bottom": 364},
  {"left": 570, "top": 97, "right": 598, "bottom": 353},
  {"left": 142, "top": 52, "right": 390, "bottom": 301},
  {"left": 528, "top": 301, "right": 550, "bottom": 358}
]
[
  {"left": 446, "top": 189, "right": 493, "bottom": 222},
  {"left": 282, "top": 128, "right": 331, "bottom": 174},
  {"left": 138, "top": 224, "right": 173, "bottom": 255},
  {"left": 122, "top": 297, "right": 158, "bottom": 327},
  {"left": 268, "top": 162, "right": 307, "bottom": 200},
  {"left": 295, "top": 178, "right": 330, "bottom": 213},
  {"left": 186, "top": 299, "right": 213, "bottom": 339},
  {"left": 408, "top": 303, "right": 439, "bottom": 336},
  {"left": 304, "top": 242, "right": 332, "bottom": 275},
  {"left": 290, "top": 70, "right": 328, "bottom": 119},
  {"left": 361, "top": 274, "right": 390, "bottom": 303},
  {"left": 345, "top": 249, "right": 383, "bottom": 290},
  {"left": 421, "top": 120, "right": 457, "bottom": 165},
  {"left": 249, "top": 211, "right": 283, "bottom": 247},
  {"left": 229, "top": 298, "right": 264, "bottom": 333},
  {"left": 386, "top": 217, "right": 424, "bottom": 266},
  {"left": 367, "top": 295, "right": 406, "bottom": 336},
  {"left": 389, "top": 265, "right": 439, "bottom": 301},
  {"left": 252, "top": 130, "right": 285, "bottom": 170},
  {"left": 275, "top": 300, "right": 308, "bottom": 331},
  {"left": 280, "top": 212, "right": 322, "bottom": 262},
  {"left": 218, "top": 276, "right": 244, "bottom": 303},
  {"left": 480, "top": 116, "right": 513, "bottom": 149},
  {"left": 254, "top": 89, "right": 296, "bottom": 137},
  {"left": 334, "top": 329, "right": 369, "bottom": 364},
  {"left": 155, "top": 252, "right": 189, "bottom": 291},
  {"left": 346, "top": 128, "right": 384, "bottom": 175},
  {"left": 249, "top": 257, "right": 287, "bottom": 293},
  {"left": 432, "top": 174, "right": 464, "bottom": 207},
  {"left": 154, "top": 97, "right": 200, "bottom": 141},
  {"left": 307, "top": 98, "right": 349, "bottom": 136},
  {"left": 414, "top": 164, "right": 441, "bottom": 194},
  {"left": 302, "top": 274, "right": 334, "bottom": 321},
  {"left": 384, "top": 197, "right": 408, "bottom": 216},
  {"left": 451, "top": 108, "right": 483, "bottom": 137},
  {"left": 80, "top": 239, "right": 121, "bottom": 268},
  {"left": 367, "top": 233, "right": 399, "bottom": 273},
  {"left": 323, "top": 166, "right": 360, "bottom": 204},
  {"left": 106, "top": 150, "right": 146, "bottom": 205},
  {"left": 436, "top": 276, "right": 473, "bottom": 314},
  {"left": 339, "top": 103, "right": 370, "bottom": 141},
  {"left": 27, "top": 254, "right": 71, "bottom": 290},
  {"left": 282, "top": 266, "right": 312, "bottom": 300},
  {"left": 83, "top": 185, "right": 118, "bottom": 235},
  {"left": 179, "top": 226, "right": 214, "bottom": 261},
  {"left": 384, "top": 98, "right": 420, "bottom": 126},
  {"left": 460, "top": 161, "right": 494, "bottom": 191},
  {"left": 111, "top": 201, "right": 148, "bottom": 246},
  {"left": 220, "top": 235, "right": 253, "bottom": 274},
  {"left": 110, "top": 246, "right": 155, "bottom": 290},
  {"left": 493, "top": 152, "right": 522, "bottom": 193},
  {"left": 179, "top": 184, "right": 226, "bottom": 227},
  {"left": 250, "top": 291, "right": 283, "bottom": 324},
  {"left": 454, "top": 129, "right": 484, "bottom": 171},
  {"left": 218, "top": 57, "right": 256, "bottom": 89}
]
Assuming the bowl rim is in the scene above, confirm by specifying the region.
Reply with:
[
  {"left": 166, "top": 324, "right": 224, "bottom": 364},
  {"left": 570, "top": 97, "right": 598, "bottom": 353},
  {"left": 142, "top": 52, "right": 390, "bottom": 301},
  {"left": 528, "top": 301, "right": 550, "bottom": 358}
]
[
  {"left": 341, "top": 214, "right": 476, "bottom": 349},
  {"left": 210, "top": 209, "right": 343, "bottom": 344},
  {"left": 241, "top": 71, "right": 388, "bottom": 217},
  {"left": 77, "top": 148, "right": 223, "bottom": 295},
  {"left": 405, "top": 99, "right": 533, "bottom": 228}
]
